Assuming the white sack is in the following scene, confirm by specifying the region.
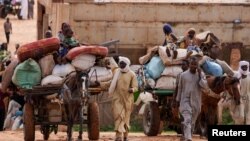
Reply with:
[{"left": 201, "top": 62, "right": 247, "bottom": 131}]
[
  {"left": 161, "top": 66, "right": 182, "bottom": 77},
  {"left": 71, "top": 54, "right": 96, "bottom": 71},
  {"left": 155, "top": 76, "right": 176, "bottom": 90},
  {"left": 41, "top": 75, "right": 63, "bottom": 86},
  {"left": 52, "top": 63, "right": 75, "bottom": 77}
]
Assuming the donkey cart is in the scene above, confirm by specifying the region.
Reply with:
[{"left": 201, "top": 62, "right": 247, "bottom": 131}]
[
  {"left": 139, "top": 89, "right": 181, "bottom": 136},
  {"left": 20, "top": 70, "right": 101, "bottom": 141}
]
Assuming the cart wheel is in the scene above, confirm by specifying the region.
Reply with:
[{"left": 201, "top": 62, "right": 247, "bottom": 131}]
[
  {"left": 0, "top": 7, "right": 7, "bottom": 19},
  {"left": 24, "top": 103, "right": 35, "bottom": 141},
  {"left": 87, "top": 102, "right": 100, "bottom": 140},
  {"left": 158, "top": 121, "right": 164, "bottom": 134},
  {"left": 43, "top": 126, "right": 50, "bottom": 140},
  {"left": 143, "top": 101, "right": 160, "bottom": 136}
]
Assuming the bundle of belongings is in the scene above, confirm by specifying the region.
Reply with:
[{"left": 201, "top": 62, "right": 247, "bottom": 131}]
[
  {"left": 138, "top": 46, "right": 190, "bottom": 90},
  {"left": 1, "top": 37, "right": 112, "bottom": 124},
  {"left": 138, "top": 30, "right": 228, "bottom": 91},
  {"left": 1, "top": 37, "right": 112, "bottom": 92}
]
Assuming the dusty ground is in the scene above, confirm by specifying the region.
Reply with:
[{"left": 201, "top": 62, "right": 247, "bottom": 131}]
[
  {"left": 0, "top": 3, "right": 208, "bottom": 141},
  {"left": 0, "top": 10, "right": 37, "bottom": 55},
  {"left": 0, "top": 130, "right": 207, "bottom": 141}
]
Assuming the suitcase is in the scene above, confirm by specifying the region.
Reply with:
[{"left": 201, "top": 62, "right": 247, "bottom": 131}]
[
  {"left": 66, "top": 46, "right": 108, "bottom": 60},
  {"left": 17, "top": 38, "right": 60, "bottom": 62}
]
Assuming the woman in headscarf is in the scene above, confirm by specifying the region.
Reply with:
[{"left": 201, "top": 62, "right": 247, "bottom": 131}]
[
  {"left": 57, "top": 22, "right": 71, "bottom": 42},
  {"left": 109, "top": 56, "right": 138, "bottom": 141}
]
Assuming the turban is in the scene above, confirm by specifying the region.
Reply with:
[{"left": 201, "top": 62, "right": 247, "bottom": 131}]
[
  {"left": 238, "top": 61, "right": 249, "bottom": 76},
  {"left": 163, "top": 24, "right": 173, "bottom": 35}
]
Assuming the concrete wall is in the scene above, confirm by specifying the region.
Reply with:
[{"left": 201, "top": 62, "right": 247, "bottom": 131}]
[
  {"left": 42, "top": 1, "right": 250, "bottom": 63},
  {"left": 38, "top": 0, "right": 70, "bottom": 39}
]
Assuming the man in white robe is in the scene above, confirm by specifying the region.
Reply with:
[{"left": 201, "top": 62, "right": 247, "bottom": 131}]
[
  {"left": 233, "top": 61, "right": 250, "bottom": 124},
  {"left": 20, "top": 0, "right": 28, "bottom": 20},
  {"left": 109, "top": 56, "right": 138, "bottom": 141}
]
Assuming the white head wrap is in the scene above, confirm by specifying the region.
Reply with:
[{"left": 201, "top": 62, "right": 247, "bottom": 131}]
[
  {"left": 238, "top": 61, "right": 249, "bottom": 76},
  {"left": 108, "top": 56, "right": 131, "bottom": 95},
  {"left": 119, "top": 56, "right": 131, "bottom": 73}
]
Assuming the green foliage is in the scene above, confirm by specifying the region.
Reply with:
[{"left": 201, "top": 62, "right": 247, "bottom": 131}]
[
  {"left": 222, "top": 109, "right": 234, "bottom": 125},
  {"left": 100, "top": 124, "right": 114, "bottom": 132}
]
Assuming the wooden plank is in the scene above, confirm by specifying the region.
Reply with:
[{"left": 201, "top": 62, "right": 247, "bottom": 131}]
[
  {"left": 52, "top": 0, "right": 64, "bottom": 3},
  {"left": 64, "top": 0, "right": 90, "bottom": 3}
]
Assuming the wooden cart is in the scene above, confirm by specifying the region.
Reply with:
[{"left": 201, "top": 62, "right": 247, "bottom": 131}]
[{"left": 20, "top": 71, "right": 101, "bottom": 141}]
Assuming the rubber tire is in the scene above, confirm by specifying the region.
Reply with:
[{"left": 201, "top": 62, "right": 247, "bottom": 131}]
[
  {"left": 43, "top": 126, "right": 50, "bottom": 140},
  {"left": 24, "top": 103, "right": 35, "bottom": 141},
  {"left": 87, "top": 102, "right": 100, "bottom": 140},
  {"left": 143, "top": 101, "right": 160, "bottom": 136}
]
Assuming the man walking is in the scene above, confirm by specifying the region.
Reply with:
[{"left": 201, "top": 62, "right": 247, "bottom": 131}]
[
  {"left": 3, "top": 18, "right": 12, "bottom": 44},
  {"left": 109, "top": 56, "right": 138, "bottom": 141},
  {"left": 233, "top": 61, "right": 250, "bottom": 124},
  {"left": 176, "top": 57, "right": 208, "bottom": 141}
]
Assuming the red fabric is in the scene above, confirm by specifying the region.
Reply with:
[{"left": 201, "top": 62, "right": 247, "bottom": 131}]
[
  {"left": 66, "top": 46, "right": 108, "bottom": 60},
  {"left": 17, "top": 37, "right": 60, "bottom": 62}
]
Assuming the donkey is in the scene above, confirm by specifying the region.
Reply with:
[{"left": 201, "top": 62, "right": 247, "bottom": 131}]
[
  {"left": 62, "top": 71, "right": 89, "bottom": 141},
  {"left": 195, "top": 75, "right": 241, "bottom": 137}
]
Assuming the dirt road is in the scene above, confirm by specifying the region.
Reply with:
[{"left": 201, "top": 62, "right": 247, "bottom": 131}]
[
  {"left": 0, "top": 4, "right": 208, "bottom": 141},
  {"left": 0, "top": 130, "right": 208, "bottom": 141},
  {"left": 0, "top": 12, "right": 37, "bottom": 55}
]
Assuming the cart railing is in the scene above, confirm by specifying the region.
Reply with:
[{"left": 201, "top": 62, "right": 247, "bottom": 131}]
[{"left": 19, "top": 84, "right": 62, "bottom": 96}]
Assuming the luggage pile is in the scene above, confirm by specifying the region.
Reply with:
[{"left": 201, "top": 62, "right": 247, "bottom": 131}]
[
  {"left": 1, "top": 37, "right": 111, "bottom": 93},
  {"left": 138, "top": 46, "right": 223, "bottom": 90},
  {"left": 138, "top": 46, "right": 192, "bottom": 90}
]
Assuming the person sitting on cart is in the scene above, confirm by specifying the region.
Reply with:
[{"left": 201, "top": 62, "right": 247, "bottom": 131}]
[
  {"left": 109, "top": 56, "right": 138, "bottom": 141},
  {"left": 178, "top": 28, "right": 216, "bottom": 59},
  {"left": 176, "top": 56, "right": 208, "bottom": 141},
  {"left": 3, "top": 84, "right": 24, "bottom": 130},
  {"left": 162, "top": 24, "right": 178, "bottom": 59},
  {"left": 57, "top": 27, "right": 80, "bottom": 64},
  {"left": 62, "top": 28, "right": 80, "bottom": 50},
  {"left": 57, "top": 22, "right": 71, "bottom": 42}
]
